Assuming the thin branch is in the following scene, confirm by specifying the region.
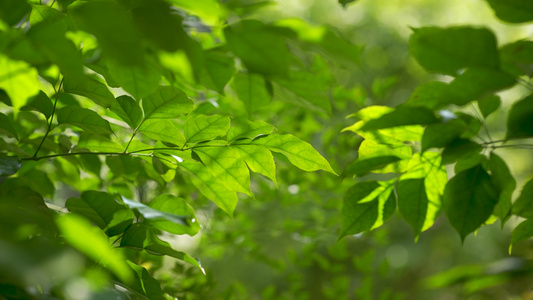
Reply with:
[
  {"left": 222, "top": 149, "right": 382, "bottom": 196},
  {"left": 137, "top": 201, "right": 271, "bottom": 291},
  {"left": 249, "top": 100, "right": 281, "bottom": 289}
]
[
  {"left": 469, "top": 103, "right": 493, "bottom": 142},
  {"left": 33, "top": 77, "right": 64, "bottom": 158}
]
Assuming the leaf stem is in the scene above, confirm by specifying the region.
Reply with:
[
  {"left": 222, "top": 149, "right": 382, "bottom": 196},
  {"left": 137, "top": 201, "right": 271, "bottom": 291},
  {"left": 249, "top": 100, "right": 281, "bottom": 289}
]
[{"left": 33, "top": 77, "right": 64, "bottom": 159}]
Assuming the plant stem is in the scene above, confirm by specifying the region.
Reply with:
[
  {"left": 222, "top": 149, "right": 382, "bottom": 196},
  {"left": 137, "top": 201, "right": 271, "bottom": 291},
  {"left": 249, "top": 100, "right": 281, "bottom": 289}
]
[{"left": 33, "top": 77, "right": 64, "bottom": 159}]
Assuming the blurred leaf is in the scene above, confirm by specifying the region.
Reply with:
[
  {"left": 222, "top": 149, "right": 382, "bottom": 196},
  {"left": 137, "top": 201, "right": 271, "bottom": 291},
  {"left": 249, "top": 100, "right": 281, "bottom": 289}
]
[
  {"left": 66, "top": 191, "right": 134, "bottom": 237},
  {"left": 251, "top": 134, "right": 336, "bottom": 174},
  {"left": 511, "top": 178, "right": 533, "bottom": 218},
  {"left": 233, "top": 72, "right": 271, "bottom": 114},
  {"left": 0, "top": 0, "right": 31, "bottom": 26},
  {"left": 139, "top": 119, "right": 186, "bottom": 146},
  {"left": 0, "top": 113, "right": 18, "bottom": 139},
  {"left": 78, "top": 134, "right": 125, "bottom": 152},
  {"left": 409, "top": 26, "right": 499, "bottom": 75},
  {"left": 225, "top": 20, "right": 290, "bottom": 77},
  {"left": 233, "top": 144, "right": 277, "bottom": 185},
  {"left": 107, "top": 59, "right": 161, "bottom": 100},
  {"left": 511, "top": 220, "right": 533, "bottom": 253},
  {"left": 422, "top": 120, "right": 465, "bottom": 151},
  {"left": 122, "top": 197, "right": 188, "bottom": 227},
  {"left": 273, "top": 70, "right": 332, "bottom": 114},
  {"left": 489, "top": 153, "right": 515, "bottom": 223},
  {"left": 56, "top": 106, "right": 113, "bottom": 135},
  {"left": 361, "top": 106, "right": 438, "bottom": 130},
  {"left": 441, "top": 139, "right": 483, "bottom": 165},
  {"left": 63, "top": 75, "right": 117, "bottom": 108},
  {"left": 142, "top": 86, "right": 193, "bottom": 120},
  {"left": 500, "top": 41, "right": 533, "bottom": 77},
  {"left": 148, "top": 194, "right": 199, "bottom": 236},
  {"left": 194, "top": 147, "right": 252, "bottom": 195},
  {"left": 343, "top": 156, "right": 401, "bottom": 178},
  {"left": 455, "top": 113, "right": 482, "bottom": 139},
  {"left": 486, "top": 0, "right": 533, "bottom": 23},
  {"left": 110, "top": 95, "right": 143, "bottom": 129},
  {"left": 199, "top": 49, "right": 236, "bottom": 94},
  {"left": 185, "top": 114, "right": 230, "bottom": 144},
  {"left": 478, "top": 95, "right": 501, "bottom": 118},
  {"left": 0, "top": 54, "right": 40, "bottom": 113},
  {"left": 506, "top": 94, "right": 533, "bottom": 139},
  {"left": 443, "top": 165, "right": 499, "bottom": 241},
  {"left": 338, "top": 0, "right": 357, "bottom": 8},
  {"left": 56, "top": 214, "right": 132, "bottom": 282},
  {"left": 0, "top": 155, "right": 21, "bottom": 177},
  {"left": 126, "top": 261, "right": 165, "bottom": 300},
  {"left": 405, "top": 81, "right": 449, "bottom": 110},
  {"left": 23, "top": 91, "right": 53, "bottom": 119}
]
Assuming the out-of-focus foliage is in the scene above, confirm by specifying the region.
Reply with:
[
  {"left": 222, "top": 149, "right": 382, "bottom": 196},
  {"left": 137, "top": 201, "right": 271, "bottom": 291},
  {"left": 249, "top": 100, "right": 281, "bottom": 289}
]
[{"left": 1, "top": 0, "right": 533, "bottom": 299}]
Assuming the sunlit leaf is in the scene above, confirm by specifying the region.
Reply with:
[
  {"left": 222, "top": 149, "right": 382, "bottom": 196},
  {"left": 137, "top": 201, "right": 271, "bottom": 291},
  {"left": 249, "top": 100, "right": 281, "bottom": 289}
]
[
  {"left": 199, "top": 49, "right": 236, "bottom": 94},
  {"left": 233, "top": 144, "right": 277, "bottom": 185},
  {"left": 233, "top": 72, "right": 271, "bottom": 114},
  {"left": 343, "top": 156, "right": 402, "bottom": 178},
  {"left": 126, "top": 261, "right": 165, "bottom": 299},
  {"left": 139, "top": 119, "right": 186, "bottom": 146},
  {"left": 185, "top": 114, "right": 230, "bottom": 144},
  {"left": 56, "top": 106, "right": 113, "bottom": 135},
  {"left": 110, "top": 95, "right": 143, "bottom": 129},
  {"left": 78, "top": 134, "right": 125, "bottom": 153},
  {"left": 227, "top": 119, "right": 274, "bottom": 142},
  {"left": 0, "top": 54, "right": 40, "bottom": 113},
  {"left": 107, "top": 59, "right": 161, "bottom": 100},
  {"left": 149, "top": 194, "right": 200, "bottom": 236},
  {"left": 63, "top": 75, "right": 117, "bottom": 108},
  {"left": 142, "top": 86, "right": 193, "bottom": 120}
]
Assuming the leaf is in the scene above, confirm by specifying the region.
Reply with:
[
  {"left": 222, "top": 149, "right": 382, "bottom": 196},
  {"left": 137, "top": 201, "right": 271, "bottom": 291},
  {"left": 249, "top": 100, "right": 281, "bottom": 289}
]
[
  {"left": 63, "top": 75, "right": 117, "bottom": 108},
  {"left": 233, "top": 72, "right": 272, "bottom": 114},
  {"left": 224, "top": 20, "right": 290, "bottom": 77},
  {"left": 110, "top": 95, "right": 143, "bottom": 129},
  {"left": 343, "top": 156, "right": 402, "bottom": 178},
  {"left": 489, "top": 153, "right": 515, "bottom": 223},
  {"left": 56, "top": 106, "right": 113, "bottom": 135},
  {"left": 422, "top": 120, "right": 465, "bottom": 151},
  {"left": 185, "top": 114, "right": 230, "bottom": 144},
  {"left": 441, "top": 139, "right": 483, "bottom": 165},
  {"left": 227, "top": 119, "right": 275, "bottom": 142},
  {"left": 126, "top": 261, "right": 165, "bottom": 300},
  {"left": 22, "top": 91, "right": 53, "bottom": 119},
  {"left": 0, "top": 0, "right": 31, "bottom": 26},
  {"left": 120, "top": 223, "right": 205, "bottom": 274},
  {"left": 405, "top": 81, "right": 450, "bottom": 110},
  {"left": 78, "top": 134, "right": 125, "bottom": 153},
  {"left": 179, "top": 159, "right": 238, "bottom": 215},
  {"left": 510, "top": 220, "right": 533, "bottom": 254},
  {"left": 65, "top": 191, "right": 134, "bottom": 237},
  {"left": 251, "top": 134, "right": 336, "bottom": 174},
  {"left": 339, "top": 0, "right": 358, "bottom": 8},
  {"left": 0, "top": 155, "right": 21, "bottom": 177},
  {"left": 273, "top": 70, "right": 332, "bottom": 114},
  {"left": 500, "top": 41, "right": 533, "bottom": 77},
  {"left": 409, "top": 26, "right": 499, "bottom": 75},
  {"left": 233, "top": 144, "right": 277, "bottom": 185},
  {"left": 486, "top": 0, "right": 533, "bottom": 23},
  {"left": 194, "top": 147, "right": 252, "bottom": 195},
  {"left": 139, "top": 119, "right": 186, "bottom": 146},
  {"left": 106, "top": 59, "right": 161, "bottom": 100},
  {"left": 357, "top": 139, "right": 412, "bottom": 173},
  {"left": 0, "top": 113, "right": 18, "bottom": 139},
  {"left": 397, "top": 178, "right": 429, "bottom": 237},
  {"left": 443, "top": 165, "right": 499, "bottom": 241},
  {"left": 56, "top": 214, "right": 132, "bottom": 282},
  {"left": 122, "top": 197, "right": 189, "bottom": 227},
  {"left": 506, "top": 94, "right": 533, "bottom": 139},
  {"left": 142, "top": 86, "right": 193, "bottom": 119},
  {"left": 360, "top": 106, "right": 438, "bottom": 130},
  {"left": 477, "top": 95, "right": 501, "bottom": 118},
  {"left": 199, "top": 49, "right": 236, "bottom": 94},
  {"left": 0, "top": 54, "right": 40, "bottom": 113},
  {"left": 511, "top": 178, "right": 533, "bottom": 218},
  {"left": 148, "top": 194, "right": 200, "bottom": 236}
]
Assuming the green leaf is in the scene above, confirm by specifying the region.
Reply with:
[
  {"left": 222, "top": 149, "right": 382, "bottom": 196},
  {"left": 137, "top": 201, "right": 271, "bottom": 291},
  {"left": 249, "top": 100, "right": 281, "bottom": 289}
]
[
  {"left": 511, "top": 178, "right": 533, "bottom": 218},
  {"left": 506, "top": 94, "right": 533, "bottom": 139},
  {"left": 338, "top": 0, "right": 357, "bottom": 8},
  {"left": 65, "top": 191, "right": 134, "bottom": 237},
  {"left": 233, "top": 72, "right": 271, "bottom": 114},
  {"left": 486, "top": 0, "right": 533, "bottom": 23},
  {"left": 478, "top": 95, "right": 501, "bottom": 118},
  {"left": 443, "top": 165, "right": 499, "bottom": 241},
  {"left": 179, "top": 159, "right": 238, "bottom": 215},
  {"left": 489, "top": 153, "right": 515, "bottom": 224},
  {"left": 78, "top": 134, "right": 125, "bottom": 153},
  {"left": 360, "top": 106, "right": 438, "bottom": 130},
  {"left": 126, "top": 261, "right": 165, "bottom": 300},
  {"left": 224, "top": 20, "right": 290, "bottom": 77},
  {"left": 185, "top": 114, "right": 230, "bottom": 144},
  {"left": 0, "top": 0, "right": 31, "bottom": 26},
  {"left": 500, "top": 41, "right": 533, "bottom": 77},
  {"left": 142, "top": 86, "right": 193, "bottom": 119},
  {"left": 56, "top": 106, "right": 113, "bottom": 135},
  {"left": 106, "top": 59, "right": 161, "bottom": 100},
  {"left": 0, "top": 54, "right": 40, "bottom": 113},
  {"left": 273, "top": 70, "right": 332, "bottom": 114},
  {"left": 194, "top": 147, "right": 252, "bottom": 196},
  {"left": 251, "top": 134, "right": 336, "bottom": 174},
  {"left": 56, "top": 214, "right": 132, "bottom": 282},
  {"left": 139, "top": 119, "right": 186, "bottom": 146},
  {"left": 22, "top": 91, "right": 53, "bottom": 119},
  {"left": 343, "top": 156, "right": 402, "bottom": 178},
  {"left": 446, "top": 68, "right": 516, "bottom": 106},
  {"left": 422, "top": 120, "right": 465, "bottom": 151},
  {"left": 63, "top": 75, "right": 117, "bottom": 108},
  {"left": 233, "top": 144, "right": 277, "bottom": 185},
  {"left": 510, "top": 219, "right": 533, "bottom": 254},
  {"left": 409, "top": 26, "right": 499, "bottom": 75},
  {"left": 357, "top": 139, "right": 412, "bottom": 173},
  {"left": 122, "top": 197, "right": 189, "bottom": 227},
  {"left": 110, "top": 95, "right": 143, "bottom": 129},
  {"left": 397, "top": 178, "right": 429, "bottom": 237},
  {"left": 120, "top": 223, "right": 204, "bottom": 273},
  {"left": 199, "top": 49, "right": 236, "bottom": 94},
  {"left": 227, "top": 119, "right": 275, "bottom": 142},
  {"left": 0, "top": 155, "right": 21, "bottom": 177},
  {"left": 441, "top": 139, "right": 483, "bottom": 165},
  {"left": 0, "top": 113, "right": 18, "bottom": 139},
  {"left": 405, "top": 81, "right": 450, "bottom": 110},
  {"left": 149, "top": 194, "right": 200, "bottom": 236}
]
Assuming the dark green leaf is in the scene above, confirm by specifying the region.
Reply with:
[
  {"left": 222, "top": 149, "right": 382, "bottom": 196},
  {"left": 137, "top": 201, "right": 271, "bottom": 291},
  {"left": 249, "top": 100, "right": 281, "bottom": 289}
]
[
  {"left": 422, "top": 120, "right": 465, "bottom": 151},
  {"left": 489, "top": 153, "right": 515, "bottom": 223},
  {"left": 454, "top": 153, "right": 487, "bottom": 174},
  {"left": 56, "top": 106, "right": 113, "bottom": 135},
  {"left": 511, "top": 220, "right": 533, "bottom": 253},
  {"left": 500, "top": 41, "right": 533, "bottom": 77},
  {"left": 142, "top": 86, "right": 193, "bottom": 120},
  {"left": 224, "top": 20, "right": 290, "bottom": 77},
  {"left": 441, "top": 139, "right": 483, "bottom": 165},
  {"left": 397, "top": 178, "right": 428, "bottom": 237},
  {"left": 199, "top": 49, "right": 236, "bottom": 94},
  {"left": 0, "top": 155, "right": 21, "bottom": 177},
  {"left": 512, "top": 178, "right": 533, "bottom": 218},
  {"left": 343, "top": 156, "right": 402, "bottom": 177},
  {"left": 478, "top": 95, "right": 501, "bottom": 119},
  {"left": 273, "top": 70, "right": 332, "bottom": 114},
  {"left": 63, "top": 75, "right": 117, "bottom": 108},
  {"left": 22, "top": 91, "right": 53, "bottom": 119},
  {"left": 185, "top": 114, "right": 230, "bottom": 144},
  {"left": 233, "top": 72, "right": 271, "bottom": 114},
  {"left": 455, "top": 113, "right": 482, "bottom": 139},
  {"left": 405, "top": 81, "right": 450, "bottom": 110},
  {"left": 139, "top": 119, "right": 186, "bottom": 146},
  {"left": 486, "top": 0, "right": 533, "bottom": 23},
  {"left": 65, "top": 191, "right": 134, "bottom": 237},
  {"left": 0, "top": 113, "right": 18, "bottom": 139},
  {"left": 443, "top": 165, "right": 499, "bottom": 241},
  {"left": 148, "top": 194, "right": 199, "bottom": 236},
  {"left": 122, "top": 197, "right": 188, "bottom": 227},
  {"left": 126, "top": 261, "right": 165, "bottom": 300},
  {"left": 227, "top": 119, "right": 275, "bottom": 142},
  {"left": 361, "top": 106, "right": 438, "bottom": 131},
  {"left": 0, "top": 0, "right": 31, "bottom": 26},
  {"left": 251, "top": 134, "right": 336, "bottom": 174},
  {"left": 409, "top": 26, "right": 499, "bottom": 75},
  {"left": 338, "top": 0, "right": 358, "bottom": 8},
  {"left": 106, "top": 59, "right": 161, "bottom": 100},
  {"left": 506, "top": 94, "right": 533, "bottom": 139},
  {"left": 110, "top": 95, "right": 143, "bottom": 129},
  {"left": 233, "top": 144, "right": 277, "bottom": 185}
]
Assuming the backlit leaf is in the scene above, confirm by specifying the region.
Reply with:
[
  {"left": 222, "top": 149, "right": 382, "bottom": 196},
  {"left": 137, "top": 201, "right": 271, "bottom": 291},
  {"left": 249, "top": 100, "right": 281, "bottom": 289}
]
[
  {"left": 56, "top": 106, "right": 113, "bottom": 135},
  {"left": 78, "top": 134, "right": 125, "bottom": 153},
  {"left": 126, "top": 261, "right": 165, "bottom": 299},
  {"left": 149, "top": 194, "right": 200, "bottom": 236},
  {"left": 139, "top": 119, "right": 186, "bottom": 146},
  {"left": 233, "top": 144, "right": 277, "bottom": 185},
  {"left": 227, "top": 119, "right": 275, "bottom": 142},
  {"left": 110, "top": 95, "right": 143, "bottom": 129},
  {"left": 0, "top": 54, "right": 40, "bottom": 113},
  {"left": 233, "top": 72, "right": 271, "bottom": 114},
  {"left": 185, "top": 114, "right": 230, "bottom": 144},
  {"left": 397, "top": 178, "right": 429, "bottom": 237},
  {"left": 122, "top": 197, "right": 188, "bottom": 227},
  {"left": 107, "top": 59, "right": 161, "bottom": 100},
  {"left": 142, "top": 86, "right": 193, "bottom": 119},
  {"left": 63, "top": 75, "right": 117, "bottom": 108}
]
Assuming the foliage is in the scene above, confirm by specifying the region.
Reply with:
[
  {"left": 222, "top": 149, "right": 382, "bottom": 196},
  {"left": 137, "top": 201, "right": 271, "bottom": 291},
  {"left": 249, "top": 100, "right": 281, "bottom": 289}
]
[{"left": 1, "top": 0, "right": 533, "bottom": 299}]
